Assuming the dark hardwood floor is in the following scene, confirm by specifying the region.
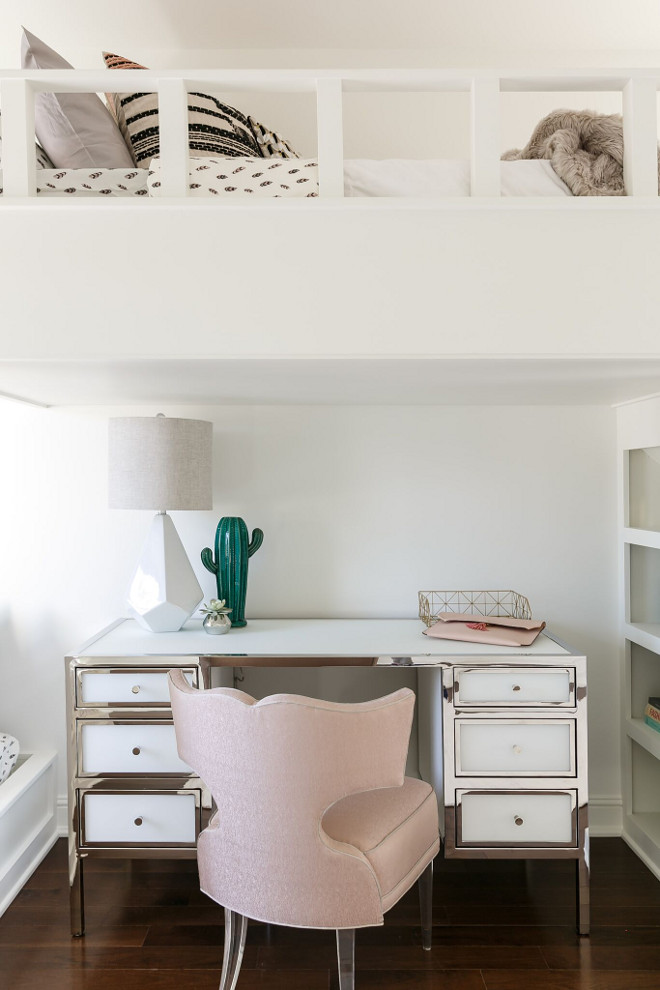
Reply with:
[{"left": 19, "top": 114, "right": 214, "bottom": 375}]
[{"left": 1, "top": 838, "right": 659, "bottom": 989}]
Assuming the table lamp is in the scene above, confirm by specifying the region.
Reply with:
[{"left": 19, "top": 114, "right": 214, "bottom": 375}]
[{"left": 109, "top": 415, "right": 212, "bottom": 632}]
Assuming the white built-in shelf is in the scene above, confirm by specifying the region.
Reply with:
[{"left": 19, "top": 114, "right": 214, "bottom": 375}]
[
  {"left": 618, "top": 401, "right": 660, "bottom": 882},
  {"left": 626, "top": 812, "right": 660, "bottom": 864},
  {"left": 623, "top": 622, "right": 660, "bottom": 654},
  {"left": 627, "top": 718, "right": 660, "bottom": 761},
  {"left": 623, "top": 527, "right": 660, "bottom": 550}
]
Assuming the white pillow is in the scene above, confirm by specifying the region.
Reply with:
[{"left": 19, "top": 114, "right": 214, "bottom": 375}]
[
  {"left": 343, "top": 159, "right": 572, "bottom": 197},
  {"left": 21, "top": 28, "right": 134, "bottom": 169}
]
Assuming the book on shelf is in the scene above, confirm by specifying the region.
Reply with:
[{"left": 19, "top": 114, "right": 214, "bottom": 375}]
[
  {"left": 649, "top": 696, "right": 660, "bottom": 708},
  {"left": 644, "top": 701, "right": 660, "bottom": 733}
]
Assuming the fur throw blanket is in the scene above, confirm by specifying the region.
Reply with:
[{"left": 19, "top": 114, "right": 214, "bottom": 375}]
[{"left": 502, "top": 109, "right": 660, "bottom": 196}]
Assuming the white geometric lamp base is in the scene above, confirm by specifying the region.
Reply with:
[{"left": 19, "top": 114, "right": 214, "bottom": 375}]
[{"left": 126, "top": 512, "right": 203, "bottom": 633}]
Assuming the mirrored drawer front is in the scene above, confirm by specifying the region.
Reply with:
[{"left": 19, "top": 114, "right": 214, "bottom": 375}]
[
  {"left": 457, "top": 790, "right": 576, "bottom": 846},
  {"left": 454, "top": 667, "right": 574, "bottom": 706},
  {"left": 77, "top": 668, "right": 197, "bottom": 707},
  {"left": 78, "top": 722, "right": 190, "bottom": 775},
  {"left": 456, "top": 720, "right": 575, "bottom": 776},
  {"left": 81, "top": 791, "right": 198, "bottom": 845}
]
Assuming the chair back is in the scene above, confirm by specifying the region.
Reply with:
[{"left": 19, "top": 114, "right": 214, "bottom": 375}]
[{"left": 168, "top": 670, "right": 415, "bottom": 928}]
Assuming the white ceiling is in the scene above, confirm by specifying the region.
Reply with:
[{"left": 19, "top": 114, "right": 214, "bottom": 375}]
[{"left": 2, "top": 358, "right": 660, "bottom": 408}]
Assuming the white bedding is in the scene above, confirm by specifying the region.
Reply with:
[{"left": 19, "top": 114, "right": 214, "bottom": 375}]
[
  {"left": 0, "top": 159, "right": 572, "bottom": 198},
  {"left": 343, "top": 159, "right": 572, "bottom": 198}
]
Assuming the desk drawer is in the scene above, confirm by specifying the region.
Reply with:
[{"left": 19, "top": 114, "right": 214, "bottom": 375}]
[
  {"left": 456, "top": 720, "right": 575, "bottom": 776},
  {"left": 77, "top": 668, "right": 197, "bottom": 707},
  {"left": 80, "top": 791, "right": 198, "bottom": 845},
  {"left": 457, "top": 789, "right": 576, "bottom": 847},
  {"left": 454, "top": 667, "right": 574, "bottom": 706},
  {"left": 78, "top": 722, "right": 190, "bottom": 775}
]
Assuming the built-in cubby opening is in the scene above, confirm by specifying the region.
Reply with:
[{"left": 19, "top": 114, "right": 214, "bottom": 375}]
[
  {"left": 628, "top": 544, "right": 660, "bottom": 624},
  {"left": 631, "top": 740, "right": 660, "bottom": 848},
  {"left": 629, "top": 641, "right": 660, "bottom": 720},
  {"left": 627, "top": 447, "right": 660, "bottom": 532}
]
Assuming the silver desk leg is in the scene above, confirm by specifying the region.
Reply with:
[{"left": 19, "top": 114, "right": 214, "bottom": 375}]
[
  {"left": 576, "top": 850, "right": 590, "bottom": 936},
  {"left": 70, "top": 854, "right": 85, "bottom": 937}
]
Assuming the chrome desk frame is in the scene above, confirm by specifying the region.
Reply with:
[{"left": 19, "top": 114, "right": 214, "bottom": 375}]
[{"left": 65, "top": 620, "right": 589, "bottom": 938}]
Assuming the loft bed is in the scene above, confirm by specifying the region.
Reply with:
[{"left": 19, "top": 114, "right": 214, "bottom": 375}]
[
  {"left": 2, "top": 67, "right": 659, "bottom": 199},
  {"left": 2, "top": 47, "right": 660, "bottom": 405}
]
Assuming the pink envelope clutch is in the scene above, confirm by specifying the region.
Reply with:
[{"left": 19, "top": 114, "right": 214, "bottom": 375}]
[{"left": 423, "top": 612, "right": 546, "bottom": 648}]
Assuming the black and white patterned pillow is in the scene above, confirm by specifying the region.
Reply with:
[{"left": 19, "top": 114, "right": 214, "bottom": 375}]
[
  {"left": 104, "top": 53, "right": 261, "bottom": 167},
  {"left": 0, "top": 732, "right": 19, "bottom": 783},
  {"left": 0, "top": 168, "right": 149, "bottom": 197},
  {"left": 148, "top": 156, "right": 319, "bottom": 197},
  {"left": 248, "top": 117, "right": 300, "bottom": 159}
]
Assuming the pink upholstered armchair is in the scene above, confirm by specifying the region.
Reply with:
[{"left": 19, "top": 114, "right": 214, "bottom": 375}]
[{"left": 168, "top": 670, "right": 439, "bottom": 990}]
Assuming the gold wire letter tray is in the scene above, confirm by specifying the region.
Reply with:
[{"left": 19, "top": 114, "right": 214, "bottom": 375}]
[{"left": 418, "top": 590, "right": 532, "bottom": 627}]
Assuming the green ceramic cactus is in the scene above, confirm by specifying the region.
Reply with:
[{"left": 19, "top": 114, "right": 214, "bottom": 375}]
[{"left": 202, "top": 517, "right": 263, "bottom": 628}]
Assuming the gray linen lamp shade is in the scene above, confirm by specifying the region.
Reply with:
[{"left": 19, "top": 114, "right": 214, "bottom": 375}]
[
  {"left": 108, "top": 415, "right": 213, "bottom": 632},
  {"left": 108, "top": 416, "right": 212, "bottom": 511}
]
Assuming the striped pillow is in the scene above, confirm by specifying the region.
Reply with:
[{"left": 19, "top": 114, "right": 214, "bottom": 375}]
[{"left": 103, "top": 52, "right": 260, "bottom": 167}]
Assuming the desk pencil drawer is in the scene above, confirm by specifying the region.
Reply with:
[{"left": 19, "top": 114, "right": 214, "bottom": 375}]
[
  {"left": 457, "top": 790, "right": 576, "bottom": 846},
  {"left": 78, "top": 723, "right": 190, "bottom": 775},
  {"left": 456, "top": 720, "right": 575, "bottom": 775},
  {"left": 454, "top": 667, "right": 574, "bottom": 706},
  {"left": 76, "top": 668, "right": 197, "bottom": 707},
  {"left": 81, "top": 791, "right": 198, "bottom": 845}
]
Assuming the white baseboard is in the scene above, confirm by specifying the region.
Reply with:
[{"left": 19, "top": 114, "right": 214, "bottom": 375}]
[
  {"left": 588, "top": 795, "right": 623, "bottom": 836},
  {"left": 57, "top": 794, "right": 68, "bottom": 837}
]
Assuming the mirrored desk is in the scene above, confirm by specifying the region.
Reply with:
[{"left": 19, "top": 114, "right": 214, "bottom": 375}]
[{"left": 65, "top": 618, "right": 588, "bottom": 936}]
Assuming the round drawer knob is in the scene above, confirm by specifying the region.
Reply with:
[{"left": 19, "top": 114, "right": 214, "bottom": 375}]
[
  {"left": 513, "top": 745, "right": 522, "bottom": 754},
  {"left": 514, "top": 815, "right": 524, "bottom": 826},
  {"left": 134, "top": 817, "right": 143, "bottom": 827},
  {"left": 512, "top": 685, "right": 521, "bottom": 692},
  {"left": 132, "top": 747, "right": 141, "bottom": 756},
  {"left": 131, "top": 685, "right": 140, "bottom": 694}
]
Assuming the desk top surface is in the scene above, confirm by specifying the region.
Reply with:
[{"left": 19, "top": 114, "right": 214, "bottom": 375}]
[{"left": 71, "top": 618, "right": 577, "bottom": 661}]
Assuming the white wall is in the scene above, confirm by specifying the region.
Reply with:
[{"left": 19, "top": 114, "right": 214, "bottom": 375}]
[
  {"left": 3, "top": 1, "right": 660, "bottom": 62},
  {"left": 0, "top": 400, "right": 620, "bottom": 828}
]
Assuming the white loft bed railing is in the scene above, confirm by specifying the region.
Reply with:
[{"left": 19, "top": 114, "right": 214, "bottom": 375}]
[{"left": 0, "top": 67, "right": 659, "bottom": 199}]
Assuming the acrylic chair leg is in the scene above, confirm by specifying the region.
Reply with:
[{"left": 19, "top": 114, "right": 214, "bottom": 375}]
[
  {"left": 418, "top": 859, "right": 433, "bottom": 950},
  {"left": 336, "top": 927, "right": 355, "bottom": 990},
  {"left": 219, "top": 908, "right": 248, "bottom": 990}
]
